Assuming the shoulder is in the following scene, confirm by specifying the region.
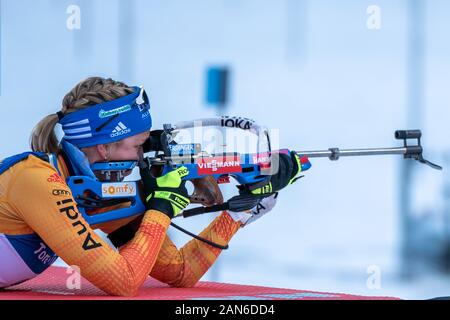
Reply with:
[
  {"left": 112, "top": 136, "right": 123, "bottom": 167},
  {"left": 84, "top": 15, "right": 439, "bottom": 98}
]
[
  {"left": 15, "top": 153, "right": 57, "bottom": 174},
  {"left": 9, "top": 154, "right": 67, "bottom": 191}
]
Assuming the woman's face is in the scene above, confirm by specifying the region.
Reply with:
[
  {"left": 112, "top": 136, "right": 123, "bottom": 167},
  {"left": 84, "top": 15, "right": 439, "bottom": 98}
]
[{"left": 89, "top": 131, "right": 150, "bottom": 181}]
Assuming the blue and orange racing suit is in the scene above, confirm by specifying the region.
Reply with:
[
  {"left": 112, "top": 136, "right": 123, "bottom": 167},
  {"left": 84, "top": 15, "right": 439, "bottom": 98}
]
[{"left": 0, "top": 153, "right": 241, "bottom": 296}]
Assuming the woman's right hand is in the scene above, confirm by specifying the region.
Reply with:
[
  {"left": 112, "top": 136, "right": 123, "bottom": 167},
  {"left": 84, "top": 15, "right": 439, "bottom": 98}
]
[{"left": 139, "top": 161, "right": 190, "bottom": 218}]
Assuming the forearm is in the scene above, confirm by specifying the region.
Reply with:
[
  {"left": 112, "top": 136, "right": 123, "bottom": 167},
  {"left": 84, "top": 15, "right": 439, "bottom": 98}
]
[{"left": 150, "top": 211, "right": 241, "bottom": 287}]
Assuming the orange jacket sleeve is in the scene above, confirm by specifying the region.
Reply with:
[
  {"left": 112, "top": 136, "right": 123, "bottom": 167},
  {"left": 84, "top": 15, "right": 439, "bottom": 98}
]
[{"left": 150, "top": 211, "right": 241, "bottom": 287}]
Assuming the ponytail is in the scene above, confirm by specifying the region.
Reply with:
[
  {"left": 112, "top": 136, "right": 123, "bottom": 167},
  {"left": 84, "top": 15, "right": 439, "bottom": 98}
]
[{"left": 30, "top": 113, "right": 60, "bottom": 153}]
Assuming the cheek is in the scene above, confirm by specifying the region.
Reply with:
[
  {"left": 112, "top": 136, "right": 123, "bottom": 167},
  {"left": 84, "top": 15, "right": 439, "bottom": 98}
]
[{"left": 112, "top": 145, "right": 139, "bottom": 160}]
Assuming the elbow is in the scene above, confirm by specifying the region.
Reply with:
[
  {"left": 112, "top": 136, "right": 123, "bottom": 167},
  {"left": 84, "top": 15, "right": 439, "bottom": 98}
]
[
  {"left": 108, "top": 287, "right": 139, "bottom": 297},
  {"left": 103, "top": 282, "right": 140, "bottom": 297},
  {"left": 171, "top": 277, "right": 200, "bottom": 288},
  {"left": 118, "top": 287, "right": 139, "bottom": 297}
]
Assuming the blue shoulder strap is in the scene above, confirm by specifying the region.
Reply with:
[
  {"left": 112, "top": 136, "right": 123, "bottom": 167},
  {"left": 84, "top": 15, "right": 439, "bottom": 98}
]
[{"left": 0, "top": 151, "right": 48, "bottom": 175}]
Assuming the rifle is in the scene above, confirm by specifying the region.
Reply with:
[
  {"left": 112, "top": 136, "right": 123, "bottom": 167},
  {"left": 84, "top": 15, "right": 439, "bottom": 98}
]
[{"left": 141, "top": 117, "right": 441, "bottom": 219}]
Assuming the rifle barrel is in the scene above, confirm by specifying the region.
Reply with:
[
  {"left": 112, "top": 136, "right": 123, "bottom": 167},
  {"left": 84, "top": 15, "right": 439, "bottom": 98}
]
[{"left": 296, "top": 147, "right": 408, "bottom": 160}]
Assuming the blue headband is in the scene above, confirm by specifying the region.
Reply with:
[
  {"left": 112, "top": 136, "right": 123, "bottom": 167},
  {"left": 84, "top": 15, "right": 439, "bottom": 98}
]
[{"left": 58, "top": 86, "right": 152, "bottom": 148}]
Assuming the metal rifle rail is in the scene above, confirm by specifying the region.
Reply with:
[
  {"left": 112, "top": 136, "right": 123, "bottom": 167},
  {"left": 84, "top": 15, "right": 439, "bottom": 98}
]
[{"left": 295, "top": 130, "right": 442, "bottom": 170}]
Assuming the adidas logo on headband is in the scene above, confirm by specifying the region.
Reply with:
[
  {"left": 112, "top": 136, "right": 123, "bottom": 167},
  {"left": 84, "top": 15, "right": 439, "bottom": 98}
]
[{"left": 110, "top": 122, "right": 131, "bottom": 138}]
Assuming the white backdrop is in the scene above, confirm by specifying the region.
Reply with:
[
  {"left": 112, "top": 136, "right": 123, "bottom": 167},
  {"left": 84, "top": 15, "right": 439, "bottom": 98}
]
[{"left": 1, "top": 0, "right": 449, "bottom": 299}]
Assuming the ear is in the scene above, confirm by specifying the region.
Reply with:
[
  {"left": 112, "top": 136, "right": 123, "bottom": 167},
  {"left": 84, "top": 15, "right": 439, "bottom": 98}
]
[
  {"left": 96, "top": 144, "right": 108, "bottom": 161},
  {"left": 81, "top": 145, "right": 105, "bottom": 164}
]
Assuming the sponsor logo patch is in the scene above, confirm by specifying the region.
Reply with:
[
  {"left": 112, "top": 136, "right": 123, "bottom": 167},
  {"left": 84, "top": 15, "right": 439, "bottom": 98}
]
[
  {"left": 169, "top": 143, "right": 198, "bottom": 156},
  {"left": 110, "top": 121, "right": 131, "bottom": 137},
  {"left": 197, "top": 156, "right": 242, "bottom": 175},
  {"left": 138, "top": 103, "right": 150, "bottom": 119},
  {"left": 253, "top": 152, "right": 272, "bottom": 170},
  {"left": 47, "top": 173, "right": 65, "bottom": 185},
  {"left": 52, "top": 189, "right": 71, "bottom": 196},
  {"left": 56, "top": 198, "right": 102, "bottom": 251},
  {"left": 98, "top": 105, "right": 131, "bottom": 118},
  {"left": 102, "top": 182, "right": 136, "bottom": 197},
  {"left": 221, "top": 116, "right": 254, "bottom": 130}
]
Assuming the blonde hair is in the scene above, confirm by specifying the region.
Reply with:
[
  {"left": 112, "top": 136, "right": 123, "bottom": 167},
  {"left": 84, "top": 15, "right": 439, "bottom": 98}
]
[{"left": 30, "top": 77, "right": 133, "bottom": 153}]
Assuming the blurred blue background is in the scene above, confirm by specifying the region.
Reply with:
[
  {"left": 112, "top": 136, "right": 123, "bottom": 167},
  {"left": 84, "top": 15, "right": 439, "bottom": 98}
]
[{"left": 1, "top": 0, "right": 449, "bottom": 299}]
